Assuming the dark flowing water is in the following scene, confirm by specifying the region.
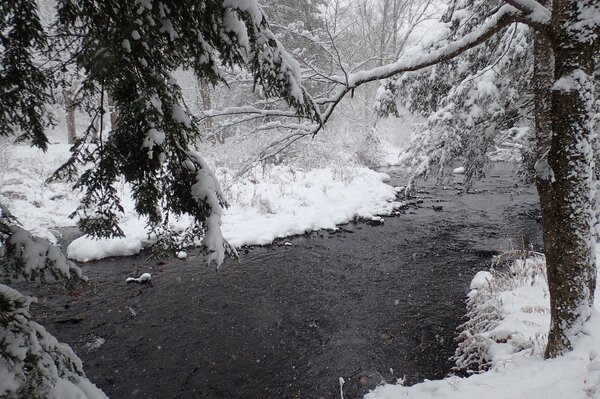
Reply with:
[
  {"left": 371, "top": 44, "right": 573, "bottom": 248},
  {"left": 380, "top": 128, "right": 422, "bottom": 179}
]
[{"left": 30, "top": 164, "right": 542, "bottom": 399}]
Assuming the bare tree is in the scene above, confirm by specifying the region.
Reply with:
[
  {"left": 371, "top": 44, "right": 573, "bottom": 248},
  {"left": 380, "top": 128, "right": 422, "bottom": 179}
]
[{"left": 194, "top": 0, "right": 436, "bottom": 173}]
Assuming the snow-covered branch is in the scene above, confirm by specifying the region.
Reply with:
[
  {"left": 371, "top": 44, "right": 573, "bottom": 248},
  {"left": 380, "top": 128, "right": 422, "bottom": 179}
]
[
  {"left": 200, "top": 106, "right": 298, "bottom": 119},
  {"left": 294, "top": 4, "right": 534, "bottom": 138},
  {"left": 341, "top": 5, "right": 532, "bottom": 87},
  {"left": 1, "top": 205, "right": 84, "bottom": 284},
  {"left": 234, "top": 2, "right": 536, "bottom": 174},
  {"left": 0, "top": 283, "right": 107, "bottom": 398},
  {"left": 235, "top": 130, "right": 315, "bottom": 177},
  {"left": 503, "top": 0, "right": 551, "bottom": 22}
]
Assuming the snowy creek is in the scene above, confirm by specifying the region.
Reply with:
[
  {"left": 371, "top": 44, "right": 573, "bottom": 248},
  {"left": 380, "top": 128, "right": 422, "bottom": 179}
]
[{"left": 32, "top": 163, "right": 542, "bottom": 399}]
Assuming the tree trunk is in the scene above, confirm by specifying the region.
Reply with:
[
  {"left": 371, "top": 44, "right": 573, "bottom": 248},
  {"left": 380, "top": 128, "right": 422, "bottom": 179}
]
[
  {"left": 391, "top": 0, "right": 399, "bottom": 54},
  {"left": 199, "top": 79, "right": 211, "bottom": 114},
  {"left": 64, "top": 88, "right": 76, "bottom": 144},
  {"left": 543, "top": 0, "right": 598, "bottom": 358},
  {"left": 107, "top": 93, "right": 117, "bottom": 131},
  {"left": 378, "top": 0, "right": 390, "bottom": 66},
  {"left": 198, "top": 78, "right": 221, "bottom": 143}
]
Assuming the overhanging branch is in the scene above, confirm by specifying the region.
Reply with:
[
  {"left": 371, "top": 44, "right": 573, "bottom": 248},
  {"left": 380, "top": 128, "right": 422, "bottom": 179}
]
[
  {"left": 316, "top": 4, "right": 538, "bottom": 131},
  {"left": 344, "top": 5, "right": 536, "bottom": 87},
  {"left": 503, "top": 0, "right": 551, "bottom": 31},
  {"left": 238, "top": 4, "right": 544, "bottom": 176}
]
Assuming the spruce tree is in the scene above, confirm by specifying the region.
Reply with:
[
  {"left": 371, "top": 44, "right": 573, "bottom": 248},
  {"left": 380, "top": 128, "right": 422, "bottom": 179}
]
[{"left": 0, "top": 0, "right": 53, "bottom": 150}]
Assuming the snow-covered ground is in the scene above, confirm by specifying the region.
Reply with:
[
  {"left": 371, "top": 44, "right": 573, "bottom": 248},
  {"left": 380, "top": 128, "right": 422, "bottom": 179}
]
[
  {"left": 365, "top": 253, "right": 600, "bottom": 399},
  {"left": 0, "top": 143, "right": 402, "bottom": 262},
  {"left": 221, "top": 164, "right": 399, "bottom": 247}
]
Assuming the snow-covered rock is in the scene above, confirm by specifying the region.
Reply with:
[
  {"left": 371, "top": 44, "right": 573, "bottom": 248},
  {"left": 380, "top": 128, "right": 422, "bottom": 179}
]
[
  {"left": 469, "top": 271, "right": 492, "bottom": 290},
  {"left": 126, "top": 273, "right": 151, "bottom": 284}
]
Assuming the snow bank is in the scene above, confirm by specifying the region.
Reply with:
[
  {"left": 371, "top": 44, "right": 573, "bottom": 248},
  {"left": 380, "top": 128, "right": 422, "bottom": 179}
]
[
  {"left": 365, "top": 253, "right": 600, "bottom": 399},
  {"left": 2, "top": 144, "right": 401, "bottom": 262},
  {"left": 66, "top": 197, "right": 149, "bottom": 262},
  {"left": 367, "top": 344, "right": 599, "bottom": 399},
  {"left": 68, "top": 235, "right": 143, "bottom": 262},
  {"left": 221, "top": 165, "right": 400, "bottom": 247},
  {"left": 66, "top": 165, "right": 399, "bottom": 261}
]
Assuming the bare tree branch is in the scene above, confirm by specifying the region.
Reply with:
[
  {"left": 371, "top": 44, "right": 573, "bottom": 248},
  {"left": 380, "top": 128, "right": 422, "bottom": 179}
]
[{"left": 334, "top": 5, "right": 532, "bottom": 88}]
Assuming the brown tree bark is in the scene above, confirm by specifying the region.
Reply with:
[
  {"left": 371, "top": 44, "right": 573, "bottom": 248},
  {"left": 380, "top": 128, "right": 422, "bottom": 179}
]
[{"left": 543, "top": 0, "right": 598, "bottom": 358}]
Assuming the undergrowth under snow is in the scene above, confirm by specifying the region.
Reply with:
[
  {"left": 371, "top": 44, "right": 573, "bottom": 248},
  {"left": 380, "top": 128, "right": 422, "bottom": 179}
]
[{"left": 0, "top": 144, "right": 80, "bottom": 244}]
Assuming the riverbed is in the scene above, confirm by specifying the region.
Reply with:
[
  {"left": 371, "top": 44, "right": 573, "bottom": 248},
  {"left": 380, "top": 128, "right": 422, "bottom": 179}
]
[{"left": 31, "top": 164, "right": 542, "bottom": 398}]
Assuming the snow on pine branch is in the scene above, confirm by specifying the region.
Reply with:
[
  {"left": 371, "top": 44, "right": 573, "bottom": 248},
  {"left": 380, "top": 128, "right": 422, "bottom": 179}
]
[
  {"left": 0, "top": 284, "right": 107, "bottom": 399},
  {"left": 0, "top": 206, "right": 84, "bottom": 284},
  {"left": 185, "top": 151, "right": 237, "bottom": 266},
  {"left": 341, "top": 4, "right": 540, "bottom": 88},
  {"left": 45, "top": 0, "right": 325, "bottom": 260},
  {"left": 0, "top": 210, "right": 99, "bottom": 398},
  {"left": 224, "top": 0, "right": 321, "bottom": 121}
]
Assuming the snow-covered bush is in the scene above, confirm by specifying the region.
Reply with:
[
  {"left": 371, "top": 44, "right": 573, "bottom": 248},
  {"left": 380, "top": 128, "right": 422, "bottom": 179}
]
[
  {"left": 200, "top": 114, "right": 391, "bottom": 175},
  {"left": 351, "top": 128, "right": 385, "bottom": 168},
  {"left": 374, "top": 80, "right": 400, "bottom": 119},
  {"left": 0, "top": 145, "right": 81, "bottom": 244},
  {"left": 453, "top": 250, "right": 548, "bottom": 373}
]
